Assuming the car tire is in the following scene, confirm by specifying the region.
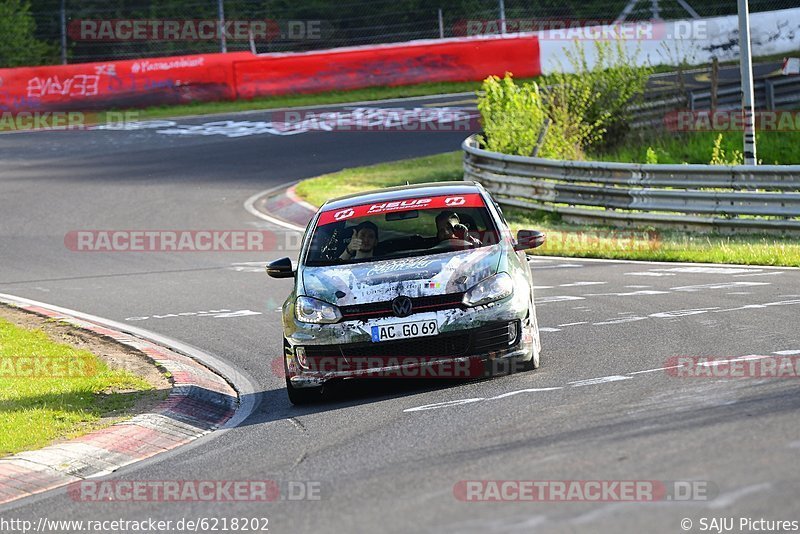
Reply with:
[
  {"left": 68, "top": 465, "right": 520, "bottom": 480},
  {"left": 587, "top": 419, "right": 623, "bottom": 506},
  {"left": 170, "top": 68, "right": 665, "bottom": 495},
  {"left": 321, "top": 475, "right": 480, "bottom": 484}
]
[
  {"left": 286, "top": 377, "right": 322, "bottom": 405},
  {"left": 284, "top": 338, "right": 323, "bottom": 405},
  {"left": 521, "top": 306, "right": 541, "bottom": 371}
]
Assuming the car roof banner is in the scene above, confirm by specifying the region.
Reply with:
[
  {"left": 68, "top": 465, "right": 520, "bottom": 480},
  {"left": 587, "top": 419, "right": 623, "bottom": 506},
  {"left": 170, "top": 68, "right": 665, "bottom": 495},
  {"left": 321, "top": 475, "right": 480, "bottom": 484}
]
[{"left": 317, "top": 193, "right": 486, "bottom": 225}]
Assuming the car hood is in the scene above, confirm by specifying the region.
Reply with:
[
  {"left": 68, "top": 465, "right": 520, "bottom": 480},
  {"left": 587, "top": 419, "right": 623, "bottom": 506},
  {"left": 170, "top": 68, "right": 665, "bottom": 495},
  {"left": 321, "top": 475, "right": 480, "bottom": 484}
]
[{"left": 301, "top": 245, "right": 504, "bottom": 306}]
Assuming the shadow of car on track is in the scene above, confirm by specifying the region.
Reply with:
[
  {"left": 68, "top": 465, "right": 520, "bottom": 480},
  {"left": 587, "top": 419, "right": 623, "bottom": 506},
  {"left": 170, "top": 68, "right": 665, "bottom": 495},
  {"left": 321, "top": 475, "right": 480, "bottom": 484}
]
[{"left": 237, "top": 376, "right": 493, "bottom": 425}]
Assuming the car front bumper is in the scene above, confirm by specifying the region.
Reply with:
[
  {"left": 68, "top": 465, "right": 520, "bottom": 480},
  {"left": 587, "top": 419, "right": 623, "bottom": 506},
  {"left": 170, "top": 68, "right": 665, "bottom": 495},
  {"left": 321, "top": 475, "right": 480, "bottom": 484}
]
[{"left": 284, "top": 292, "right": 533, "bottom": 388}]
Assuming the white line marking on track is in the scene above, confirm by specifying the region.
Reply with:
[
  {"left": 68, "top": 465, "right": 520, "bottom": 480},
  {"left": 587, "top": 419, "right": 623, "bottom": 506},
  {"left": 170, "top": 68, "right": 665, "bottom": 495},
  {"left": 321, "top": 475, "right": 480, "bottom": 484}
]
[
  {"left": 671, "top": 282, "right": 770, "bottom": 292},
  {"left": 535, "top": 295, "right": 586, "bottom": 304},
  {"left": 593, "top": 316, "right": 647, "bottom": 325},
  {"left": 656, "top": 266, "right": 760, "bottom": 274},
  {"left": 403, "top": 398, "right": 486, "bottom": 412},
  {"left": 624, "top": 272, "right": 676, "bottom": 276},
  {"left": 569, "top": 375, "right": 633, "bottom": 387},
  {"left": 628, "top": 365, "right": 684, "bottom": 375},
  {"left": 585, "top": 290, "right": 669, "bottom": 297},
  {"left": 531, "top": 263, "right": 584, "bottom": 269},
  {"left": 488, "top": 387, "right": 563, "bottom": 400},
  {"left": 557, "top": 322, "right": 587, "bottom": 327},
  {"left": 540, "top": 327, "right": 562, "bottom": 332},
  {"left": 733, "top": 271, "right": 784, "bottom": 277},
  {"left": 559, "top": 281, "right": 607, "bottom": 287},
  {"left": 773, "top": 349, "right": 800, "bottom": 355},
  {"left": 649, "top": 308, "right": 719, "bottom": 318}
]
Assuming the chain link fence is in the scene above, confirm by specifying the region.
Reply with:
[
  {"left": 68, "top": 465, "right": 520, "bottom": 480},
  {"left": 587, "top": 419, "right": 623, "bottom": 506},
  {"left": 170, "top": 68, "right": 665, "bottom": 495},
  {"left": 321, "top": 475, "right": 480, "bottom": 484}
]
[{"left": 5, "top": 0, "right": 800, "bottom": 67}]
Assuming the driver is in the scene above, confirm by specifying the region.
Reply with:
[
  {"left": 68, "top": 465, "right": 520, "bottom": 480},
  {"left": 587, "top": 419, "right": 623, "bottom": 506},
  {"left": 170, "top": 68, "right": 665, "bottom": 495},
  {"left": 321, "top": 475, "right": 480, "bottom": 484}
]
[
  {"left": 340, "top": 221, "right": 379, "bottom": 259},
  {"left": 435, "top": 211, "right": 481, "bottom": 246}
]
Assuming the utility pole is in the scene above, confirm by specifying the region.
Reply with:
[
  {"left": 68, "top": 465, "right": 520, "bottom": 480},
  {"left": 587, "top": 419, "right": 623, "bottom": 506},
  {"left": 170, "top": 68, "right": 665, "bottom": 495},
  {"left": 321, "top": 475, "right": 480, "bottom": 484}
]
[
  {"left": 499, "top": 0, "right": 506, "bottom": 34},
  {"left": 737, "top": 0, "right": 756, "bottom": 165}
]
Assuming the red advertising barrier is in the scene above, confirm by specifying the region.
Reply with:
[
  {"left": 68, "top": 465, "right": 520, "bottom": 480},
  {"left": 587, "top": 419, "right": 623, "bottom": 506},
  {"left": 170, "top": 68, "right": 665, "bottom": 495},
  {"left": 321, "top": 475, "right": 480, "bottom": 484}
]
[
  {"left": 0, "top": 36, "right": 539, "bottom": 112},
  {"left": 0, "top": 53, "right": 250, "bottom": 112},
  {"left": 234, "top": 36, "right": 540, "bottom": 99}
]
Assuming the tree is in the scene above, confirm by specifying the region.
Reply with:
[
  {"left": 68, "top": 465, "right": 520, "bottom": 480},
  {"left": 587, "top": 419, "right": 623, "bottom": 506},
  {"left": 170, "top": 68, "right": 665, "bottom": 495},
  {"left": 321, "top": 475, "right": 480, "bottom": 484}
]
[{"left": 0, "top": 0, "right": 52, "bottom": 68}]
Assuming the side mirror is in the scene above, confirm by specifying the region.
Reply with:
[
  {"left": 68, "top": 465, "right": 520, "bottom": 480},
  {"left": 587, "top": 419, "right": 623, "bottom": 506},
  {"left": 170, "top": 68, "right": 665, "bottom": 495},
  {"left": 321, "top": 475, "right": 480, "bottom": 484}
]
[
  {"left": 514, "top": 230, "right": 546, "bottom": 251},
  {"left": 266, "top": 257, "right": 295, "bottom": 278}
]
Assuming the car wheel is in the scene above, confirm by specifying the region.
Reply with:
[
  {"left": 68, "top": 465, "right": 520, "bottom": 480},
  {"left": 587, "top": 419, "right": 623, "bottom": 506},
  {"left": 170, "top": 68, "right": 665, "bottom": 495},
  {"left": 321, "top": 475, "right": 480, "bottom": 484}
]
[
  {"left": 286, "top": 377, "right": 322, "bottom": 405},
  {"left": 284, "top": 339, "right": 323, "bottom": 405},
  {"left": 520, "top": 306, "right": 541, "bottom": 371}
]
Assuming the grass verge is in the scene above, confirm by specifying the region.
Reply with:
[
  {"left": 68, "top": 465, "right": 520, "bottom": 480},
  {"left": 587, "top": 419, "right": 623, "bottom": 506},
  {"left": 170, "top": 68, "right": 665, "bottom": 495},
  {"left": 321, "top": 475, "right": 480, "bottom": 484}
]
[
  {"left": 600, "top": 130, "right": 800, "bottom": 165},
  {"left": 292, "top": 151, "right": 800, "bottom": 267},
  {"left": 0, "top": 313, "right": 160, "bottom": 456}
]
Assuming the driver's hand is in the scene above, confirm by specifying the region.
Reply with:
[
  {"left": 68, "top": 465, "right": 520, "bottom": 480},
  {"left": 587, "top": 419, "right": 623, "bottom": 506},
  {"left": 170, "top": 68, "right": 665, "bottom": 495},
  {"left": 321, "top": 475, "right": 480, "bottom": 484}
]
[{"left": 347, "top": 230, "right": 363, "bottom": 253}]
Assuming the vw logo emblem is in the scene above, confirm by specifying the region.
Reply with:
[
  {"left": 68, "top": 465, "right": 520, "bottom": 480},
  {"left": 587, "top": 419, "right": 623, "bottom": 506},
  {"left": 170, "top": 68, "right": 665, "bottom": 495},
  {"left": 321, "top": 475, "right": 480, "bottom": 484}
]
[{"left": 391, "top": 296, "right": 413, "bottom": 318}]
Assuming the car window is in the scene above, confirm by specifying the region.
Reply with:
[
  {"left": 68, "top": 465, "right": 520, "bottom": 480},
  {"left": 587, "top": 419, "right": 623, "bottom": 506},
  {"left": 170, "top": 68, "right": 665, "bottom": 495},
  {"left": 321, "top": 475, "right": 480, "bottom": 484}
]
[{"left": 304, "top": 194, "right": 501, "bottom": 265}]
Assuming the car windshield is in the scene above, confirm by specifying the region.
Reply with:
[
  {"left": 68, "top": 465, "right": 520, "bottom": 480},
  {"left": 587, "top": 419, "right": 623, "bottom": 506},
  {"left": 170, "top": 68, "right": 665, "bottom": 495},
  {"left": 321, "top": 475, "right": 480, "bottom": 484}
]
[{"left": 304, "top": 193, "right": 501, "bottom": 266}]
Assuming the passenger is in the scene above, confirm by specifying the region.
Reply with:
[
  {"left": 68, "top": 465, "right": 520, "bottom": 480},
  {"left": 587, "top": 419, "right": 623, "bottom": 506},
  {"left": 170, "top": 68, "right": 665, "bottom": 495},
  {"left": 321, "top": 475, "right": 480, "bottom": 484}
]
[
  {"left": 340, "top": 221, "right": 379, "bottom": 260},
  {"left": 435, "top": 211, "right": 480, "bottom": 246}
]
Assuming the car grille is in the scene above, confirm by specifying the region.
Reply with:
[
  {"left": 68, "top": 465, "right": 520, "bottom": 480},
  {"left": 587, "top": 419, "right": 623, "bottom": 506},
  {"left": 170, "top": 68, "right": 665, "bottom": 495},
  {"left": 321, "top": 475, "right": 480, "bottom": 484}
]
[
  {"left": 301, "top": 321, "right": 519, "bottom": 370},
  {"left": 339, "top": 292, "right": 466, "bottom": 322}
]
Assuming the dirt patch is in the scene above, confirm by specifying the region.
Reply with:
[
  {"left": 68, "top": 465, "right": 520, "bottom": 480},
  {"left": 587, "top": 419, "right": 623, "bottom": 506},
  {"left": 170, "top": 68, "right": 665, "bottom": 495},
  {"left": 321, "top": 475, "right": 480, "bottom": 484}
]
[{"left": 0, "top": 303, "right": 172, "bottom": 427}]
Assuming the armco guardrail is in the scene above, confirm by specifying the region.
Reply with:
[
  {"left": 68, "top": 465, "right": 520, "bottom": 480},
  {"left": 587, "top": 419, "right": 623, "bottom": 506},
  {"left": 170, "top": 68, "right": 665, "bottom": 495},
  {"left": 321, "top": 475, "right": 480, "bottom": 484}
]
[{"left": 462, "top": 134, "right": 800, "bottom": 234}]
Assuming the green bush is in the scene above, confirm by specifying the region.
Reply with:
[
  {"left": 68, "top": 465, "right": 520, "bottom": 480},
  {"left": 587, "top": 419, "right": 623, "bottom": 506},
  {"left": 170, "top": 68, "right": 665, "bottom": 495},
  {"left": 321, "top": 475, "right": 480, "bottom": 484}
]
[
  {"left": 0, "top": 0, "right": 52, "bottom": 67},
  {"left": 547, "top": 40, "right": 653, "bottom": 151},
  {"left": 476, "top": 74, "right": 547, "bottom": 157},
  {"left": 477, "top": 41, "right": 653, "bottom": 160}
]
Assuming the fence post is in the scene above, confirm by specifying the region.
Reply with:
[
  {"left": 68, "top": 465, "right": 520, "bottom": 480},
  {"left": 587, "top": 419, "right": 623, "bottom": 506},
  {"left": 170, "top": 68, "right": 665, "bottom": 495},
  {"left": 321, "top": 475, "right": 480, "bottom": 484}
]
[
  {"left": 60, "top": 0, "right": 67, "bottom": 65},
  {"left": 218, "top": 0, "right": 227, "bottom": 53}
]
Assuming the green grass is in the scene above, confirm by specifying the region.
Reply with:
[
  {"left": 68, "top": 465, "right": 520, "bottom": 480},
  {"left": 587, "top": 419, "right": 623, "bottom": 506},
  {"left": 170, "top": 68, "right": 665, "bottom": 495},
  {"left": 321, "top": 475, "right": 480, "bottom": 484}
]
[
  {"left": 292, "top": 151, "right": 800, "bottom": 267},
  {"left": 598, "top": 130, "right": 800, "bottom": 165},
  {"left": 0, "top": 318, "right": 154, "bottom": 455}
]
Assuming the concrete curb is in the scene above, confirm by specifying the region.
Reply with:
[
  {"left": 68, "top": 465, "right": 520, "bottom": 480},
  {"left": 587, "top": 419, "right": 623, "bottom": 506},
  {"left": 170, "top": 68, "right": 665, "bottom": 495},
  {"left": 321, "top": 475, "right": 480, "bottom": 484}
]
[{"left": 0, "top": 298, "right": 238, "bottom": 505}]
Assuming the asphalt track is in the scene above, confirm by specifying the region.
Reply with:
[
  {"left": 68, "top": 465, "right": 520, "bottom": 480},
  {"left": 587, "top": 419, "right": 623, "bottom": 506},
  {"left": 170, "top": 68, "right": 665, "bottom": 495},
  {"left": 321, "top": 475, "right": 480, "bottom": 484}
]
[{"left": 1, "top": 94, "right": 799, "bottom": 533}]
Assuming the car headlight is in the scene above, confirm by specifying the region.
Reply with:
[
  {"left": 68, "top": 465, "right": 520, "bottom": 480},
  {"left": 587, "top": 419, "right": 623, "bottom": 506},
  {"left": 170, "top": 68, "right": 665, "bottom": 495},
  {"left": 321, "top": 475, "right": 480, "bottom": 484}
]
[
  {"left": 295, "top": 296, "right": 342, "bottom": 324},
  {"left": 462, "top": 272, "right": 514, "bottom": 307}
]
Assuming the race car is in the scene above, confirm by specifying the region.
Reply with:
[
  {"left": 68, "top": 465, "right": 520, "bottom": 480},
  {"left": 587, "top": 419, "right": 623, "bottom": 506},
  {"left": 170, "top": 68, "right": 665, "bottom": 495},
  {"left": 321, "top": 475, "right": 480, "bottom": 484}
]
[{"left": 267, "top": 181, "right": 545, "bottom": 404}]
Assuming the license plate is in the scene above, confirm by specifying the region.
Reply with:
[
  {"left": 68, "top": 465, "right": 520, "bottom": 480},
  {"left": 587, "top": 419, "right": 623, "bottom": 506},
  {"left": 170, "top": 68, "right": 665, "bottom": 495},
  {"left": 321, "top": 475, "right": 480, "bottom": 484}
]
[{"left": 371, "top": 320, "right": 438, "bottom": 342}]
